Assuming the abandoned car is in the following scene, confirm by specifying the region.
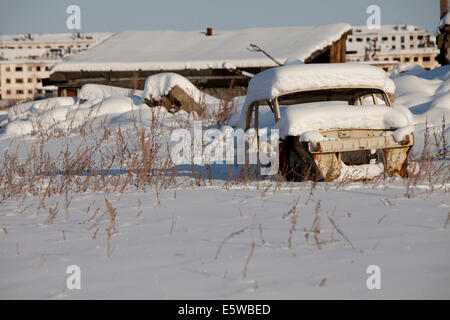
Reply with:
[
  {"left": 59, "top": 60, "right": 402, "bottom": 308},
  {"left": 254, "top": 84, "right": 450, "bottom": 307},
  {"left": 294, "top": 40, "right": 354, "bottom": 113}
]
[{"left": 237, "top": 63, "right": 414, "bottom": 181}]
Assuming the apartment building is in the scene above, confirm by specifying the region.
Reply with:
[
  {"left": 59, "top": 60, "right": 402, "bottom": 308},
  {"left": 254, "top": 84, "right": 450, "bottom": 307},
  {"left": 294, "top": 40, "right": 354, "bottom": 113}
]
[
  {"left": 346, "top": 24, "right": 440, "bottom": 71},
  {"left": 0, "top": 32, "right": 112, "bottom": 105}
]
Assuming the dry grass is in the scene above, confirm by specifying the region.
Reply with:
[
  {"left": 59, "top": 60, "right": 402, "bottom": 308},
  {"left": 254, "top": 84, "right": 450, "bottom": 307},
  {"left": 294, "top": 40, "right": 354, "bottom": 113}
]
[{"left": 1, "top": 95, "right": 449, "bottom": 263}]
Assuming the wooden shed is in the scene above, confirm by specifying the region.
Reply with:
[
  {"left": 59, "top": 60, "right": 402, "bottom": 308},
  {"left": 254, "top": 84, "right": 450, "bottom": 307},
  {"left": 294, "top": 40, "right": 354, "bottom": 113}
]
[{"left": 45, "top": 24, "right": 352, "bottom": 99}]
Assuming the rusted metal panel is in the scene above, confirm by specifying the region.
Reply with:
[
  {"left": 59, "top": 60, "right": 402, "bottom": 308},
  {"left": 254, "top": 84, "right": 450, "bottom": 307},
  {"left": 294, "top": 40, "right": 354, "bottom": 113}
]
[
  {"left": 309, "top": 134, "right": 414, "bottom": 153},
  {"left": 382, "top": 146, "right": 410, "bottom": 177},
  {"left": 312, "top": 152, "right": 341, "bottom": 181}
]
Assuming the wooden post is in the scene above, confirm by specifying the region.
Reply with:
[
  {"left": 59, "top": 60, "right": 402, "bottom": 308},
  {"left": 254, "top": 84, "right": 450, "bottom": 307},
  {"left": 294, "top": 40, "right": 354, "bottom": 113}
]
[{"left": 441, "top": 0, "right": 449, "bottom": 18}]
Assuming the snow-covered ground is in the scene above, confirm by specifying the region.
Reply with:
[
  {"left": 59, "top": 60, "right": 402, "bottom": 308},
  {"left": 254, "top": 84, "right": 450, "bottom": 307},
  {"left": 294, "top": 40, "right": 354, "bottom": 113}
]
[{"left": 0, "top": 65, "right": 448, "bottom": 299}]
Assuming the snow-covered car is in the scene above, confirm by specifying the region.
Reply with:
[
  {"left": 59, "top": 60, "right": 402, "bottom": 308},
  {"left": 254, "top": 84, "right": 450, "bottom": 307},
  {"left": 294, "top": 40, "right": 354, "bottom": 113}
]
[{"left": 238, "top": 63, "right": 414, "bottom": 181}]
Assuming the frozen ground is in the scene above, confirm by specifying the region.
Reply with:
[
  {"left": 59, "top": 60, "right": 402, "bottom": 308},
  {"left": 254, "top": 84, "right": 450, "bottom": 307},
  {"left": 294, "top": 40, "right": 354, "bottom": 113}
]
[
  {"left": 0, "top": 65, "right": 449, "bottom": 299},
  {"left": 1, "top": 180, "right": 449, "bottom": 299}
]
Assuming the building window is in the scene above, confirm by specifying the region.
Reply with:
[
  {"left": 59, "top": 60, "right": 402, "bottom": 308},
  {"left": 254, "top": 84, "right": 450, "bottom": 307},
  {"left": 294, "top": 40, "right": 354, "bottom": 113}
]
[
  {"left": 392, "top": 45, "right": 396, "bottom": 49},
  {"left": 16, "top": 78, "right": 23, "bottom": 83},
  {"left": 6, "top": 90, "right": 11, "bottom": 95},
  {"left": 5, "top": 67, "right": 10, "bottom": 72},
  {"left": 423, "top": 56, "right": 430, "bottom": 62},
  {"left": 348, "top": 38, "right": 353, "bottom": 42},
  {"left": 392, "top": 36, "right": 395, "bottom": 41},
  {"left": 410, "top": 36, "right": 414, "bottom": 41},
  {"left": 15, "top": 66, "right": 23, "bottom": 72},
  {"left": 16, "top": 90, "right": 24, "bottom": 95},
  {"left": 401, "top": 45, "right": 405, "bottom": 49},
  {"left": 356, "top": 38, "right": 363, "bottom": 42},
  {"left": 45, "top": 66, "right": 50, "bottom": 71},
  {"left": 37, "top": 78, "right": 41, "bottom": 83},
  {"left": 6, "top": 78, "right": 11, "bottom": 84},
  {"left": 405, "top": 57, "right": 410, "bottom": 62},
  {"left": 28, "top": 78, "right": 32, "bottom": 83},
  {"left": 393, "top": 57, "right": 400, "bottom": 62},
  {"left": 36, "top": 66, "right": 41, "bottom": 71},
  {"left": 401, "top": 36, "right": 405, "bottom": 43},
  {"left": 382, "top": 36, "right": 388, "bottom": 41},
  {"left": 414, "top": 57, "right": 419, "bottom": 62},
  {"left": 28, "top": 89, "right": 33, "bottom": 94},
  {"left": 418, "top": 35, "right": 424, "bottom": 40},
  {"left": 410, "top": 44, "right": 414, "bottom": 48}
]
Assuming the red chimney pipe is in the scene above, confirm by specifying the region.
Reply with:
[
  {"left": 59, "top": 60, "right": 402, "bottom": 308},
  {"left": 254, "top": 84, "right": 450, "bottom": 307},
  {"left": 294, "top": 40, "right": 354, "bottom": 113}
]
[{"left": 206, "top": 27, "right": 213, "bottom": 36}]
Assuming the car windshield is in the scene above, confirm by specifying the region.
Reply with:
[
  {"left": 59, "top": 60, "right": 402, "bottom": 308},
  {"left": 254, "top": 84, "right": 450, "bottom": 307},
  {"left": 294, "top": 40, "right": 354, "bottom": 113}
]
[{"left": 276, "top": 88, "right": 389, "bottom": 107}]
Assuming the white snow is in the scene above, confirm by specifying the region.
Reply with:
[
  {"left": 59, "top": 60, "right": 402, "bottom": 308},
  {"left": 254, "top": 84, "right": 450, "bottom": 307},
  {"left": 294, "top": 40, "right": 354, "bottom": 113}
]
[
  {"left": 50, "top": 25, "right": 351, "bottom": 72},
  {"left": 383, "top": 125, "right": 415, "bottom": 143},
  {"left": 299, "top": 130, "right": 339, "bottom": 148},
  {"left": 0, "top": 177, "right": 448, "bottom": 299},
  {"left": 391, "top": 64, "right": 450, "bottom": 125},
  {"left": 271, "top": 103, "right": 411, "bottom": 138},
  {"left": 79, "top": 84, "right": 143, "bottom": 102},
  {"left": 142, "top": 73, "right": 221, "bottom": 106},
  {"left": 0, "top": 64, "right": 448, "bottom": 300},
  {"left": 1, "top": 95, "right": 150, "bottom": 137},
  {"left": 338, "top": 162, "right": 385, "bottom": 180}
]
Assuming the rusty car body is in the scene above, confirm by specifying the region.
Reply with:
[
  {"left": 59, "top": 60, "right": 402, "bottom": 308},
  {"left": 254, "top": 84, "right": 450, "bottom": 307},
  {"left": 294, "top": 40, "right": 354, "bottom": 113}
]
[{"left": 238, "top": 63, "right": 414, "bottom": 181}]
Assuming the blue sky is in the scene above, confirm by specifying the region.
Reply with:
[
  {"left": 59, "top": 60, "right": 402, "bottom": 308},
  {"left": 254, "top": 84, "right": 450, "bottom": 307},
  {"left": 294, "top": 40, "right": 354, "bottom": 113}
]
[{"left": 0, "top": 0, "right": 440, "bottom": 35}]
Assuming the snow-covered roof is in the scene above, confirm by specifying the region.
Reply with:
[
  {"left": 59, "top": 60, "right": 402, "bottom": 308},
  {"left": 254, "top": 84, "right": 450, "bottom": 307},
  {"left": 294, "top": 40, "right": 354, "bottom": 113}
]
[
  {"left": 50, "top": 24, "right": 351, "bottom": 73},
  {"left": 350, "top": 24, "right": 428, "bottom": 35},
  {"left": 0, "top": 32, "right": 112, "bottom": 44},
  {"left": 440, "top": 12, "right": 450, "bottom": 28},
  {"left": 0, "top": 48, "right": 49, "bottom": 59}
]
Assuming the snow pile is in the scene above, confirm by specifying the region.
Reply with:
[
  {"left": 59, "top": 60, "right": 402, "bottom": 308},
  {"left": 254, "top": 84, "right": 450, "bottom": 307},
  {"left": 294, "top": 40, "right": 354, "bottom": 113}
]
[
  {"left": 271, "top": 103, "right": 411, "bottom": 138},
  {"left": 0, "top": 95, "right": 161, "bottom": 137},
  {"left": 142, "top": 73, "right": 221, "bottom": 106},
  {"left": 338, "top": 162, "right": 384, "bottom": 181},
  {"left": 382, "top": 125, "right": 415, "bottom": 142},
  {"left": 391, "top": 65, "right": 450, "bottom": 124},
  {"left": 388, "top": 63, "right": 425, "bottom": 77},
  {"left": 79, "top": 84, "right": 143, "bottom": 102},
  {"left": 51, "top": 25, "right": 351, "bottom": 72}
]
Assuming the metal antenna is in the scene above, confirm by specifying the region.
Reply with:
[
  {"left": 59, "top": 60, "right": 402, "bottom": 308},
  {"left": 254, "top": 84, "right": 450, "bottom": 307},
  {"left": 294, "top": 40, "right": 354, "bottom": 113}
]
[{"left": 247, "top": 43, "right": 283, "bottom": 66}]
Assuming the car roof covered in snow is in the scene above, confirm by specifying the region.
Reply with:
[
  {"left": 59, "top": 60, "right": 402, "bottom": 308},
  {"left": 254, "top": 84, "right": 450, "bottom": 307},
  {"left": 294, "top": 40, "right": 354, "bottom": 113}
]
[
  {"left": 237, "top": 63, "right": 396, "bottom": 129},
  {"left": 244, "top": 63, "right": 396, "bottom": 103}
]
